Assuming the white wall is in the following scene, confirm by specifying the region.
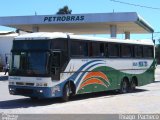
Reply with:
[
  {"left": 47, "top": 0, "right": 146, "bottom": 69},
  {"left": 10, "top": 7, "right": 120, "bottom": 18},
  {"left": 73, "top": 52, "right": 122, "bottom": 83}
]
[{"left": 0, "top": 33, "right": 18, "bottom": 66}]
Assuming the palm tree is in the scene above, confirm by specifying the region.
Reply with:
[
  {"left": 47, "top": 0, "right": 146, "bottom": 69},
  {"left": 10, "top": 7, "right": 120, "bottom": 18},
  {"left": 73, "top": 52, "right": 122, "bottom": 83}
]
[{"left": 56, "top": 6, "right": 72, "bottom": 14}]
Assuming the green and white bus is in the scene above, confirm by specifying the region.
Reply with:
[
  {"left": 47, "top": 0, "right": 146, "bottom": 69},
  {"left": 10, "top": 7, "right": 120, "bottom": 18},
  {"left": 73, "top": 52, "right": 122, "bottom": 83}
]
[{"left": 9, "top": 32, "right": 155, "bottom": 101}]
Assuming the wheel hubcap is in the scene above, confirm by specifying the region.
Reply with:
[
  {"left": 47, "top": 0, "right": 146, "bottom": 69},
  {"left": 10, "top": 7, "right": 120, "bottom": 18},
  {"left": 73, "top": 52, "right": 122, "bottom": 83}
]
[
  {"left": 66, "top": 85, "right": 70, "bottom": 97},
  {"left": 122, "top": 81, "right": 127, "bottom": 93}
]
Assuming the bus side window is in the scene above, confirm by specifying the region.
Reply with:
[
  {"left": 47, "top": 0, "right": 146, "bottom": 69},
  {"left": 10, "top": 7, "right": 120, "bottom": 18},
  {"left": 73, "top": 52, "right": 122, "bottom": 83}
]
[
  {"left": 108, "top": 43, "right": 120, "bottom": 58},
  {"left": 89, "top": 42, "right": 104, "bottom": 57},
  {"left": 71, "top": 40, "right": 88, "bottom": 57},
  {"left": 88, "top": 42, "right": 93, "bottom": 57},
  {"left": 121, "top": 44, "right": 132, "bottom": 58},
  {"left": 105, "top": 43, "right": 108, "bottom": 57},
  {"left": 83, "top": 42, "right": 88, "bottom": 56},
  {"left": 100, "top": 43, "right": 105, "bottom": 57},
  {"left": 143, "top": 46, "right": 153, "bottom": 58},
  {"left": 134, "top": 45, "right": 143, "bottom": 58}
]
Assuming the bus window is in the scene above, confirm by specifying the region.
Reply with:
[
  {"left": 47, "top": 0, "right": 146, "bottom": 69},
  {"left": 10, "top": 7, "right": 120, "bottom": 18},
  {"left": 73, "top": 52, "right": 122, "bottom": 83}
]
[
  {"left": 92, "top": 42, "right": 100, "bottom": 57},
  {"left": 105, "top": 44, "right": 108, "bottom": 57},
  {"left": 50, "top": 51, "right": 61, "bottom": 80},
  {"left": 52, "top": 39, "right": 68, "bottom": 71},
  {"left": 134, "top": 45, "right": 143, "bottom": 58},
  {"left": 13, "top": 55, "right": 20, "bottom": 69},
  {"left": 83, "top": 42, "right": 88, "bottom": 56},
  {"left": 88, "top": 42, "right": 93, "bottom": 56},
  {"left": 108, "top": 43, "right": 120, "bottom": 58},
  {"left": 71, "top": 40, "right": 88, "bottom": 57},
  {"left": 52, "top": 39, "right": 68, "bottom": 50},
  {"left": 100, "top": 43, "right": 105, "bottom": 57},
  {"left": 121, "top": 44, "right": 132, "bottom": 58},
  {"left": 89, "top": 42, "right": 105, "bottom": 57},
  {"left": 143, "top": 46, "right": 153, "bottom": 58}
]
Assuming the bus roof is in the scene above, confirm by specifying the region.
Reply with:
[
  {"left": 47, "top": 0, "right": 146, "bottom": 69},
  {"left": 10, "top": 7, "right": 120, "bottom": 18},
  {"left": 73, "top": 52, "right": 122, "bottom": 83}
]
[{"left": 14, "top": 32, "right": 154, "bottom": 46}]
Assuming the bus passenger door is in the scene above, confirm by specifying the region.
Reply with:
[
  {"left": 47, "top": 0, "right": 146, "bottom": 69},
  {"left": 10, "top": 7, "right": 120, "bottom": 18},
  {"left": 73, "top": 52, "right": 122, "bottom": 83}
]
[{"left": 50, "top": 51, "right": 61, "bottom": 80}]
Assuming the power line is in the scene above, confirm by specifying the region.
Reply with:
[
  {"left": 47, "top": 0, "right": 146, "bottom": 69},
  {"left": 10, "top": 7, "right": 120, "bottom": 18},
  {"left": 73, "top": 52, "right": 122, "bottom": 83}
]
[{"left": 110, "top": 0, "right": 160, "bottom": 10}]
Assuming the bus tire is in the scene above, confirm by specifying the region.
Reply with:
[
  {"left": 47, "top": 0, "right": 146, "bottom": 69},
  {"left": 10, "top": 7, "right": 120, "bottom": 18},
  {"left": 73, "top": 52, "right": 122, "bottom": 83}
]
[
  {"left": 130, "top": 79, "right": 137, "bottom": 92},
  {"left": 120, "top": 78, "right": 129, "bottom": 94},
  {"left": 62, "top": 83, "right": 70, "bottom": 102},
  {"left": 70, "top": 82, "right": 76, "bottom": 97}
]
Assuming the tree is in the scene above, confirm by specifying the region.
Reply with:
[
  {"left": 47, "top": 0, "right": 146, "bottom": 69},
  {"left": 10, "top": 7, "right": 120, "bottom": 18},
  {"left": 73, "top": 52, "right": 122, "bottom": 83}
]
[
  {"left": 156, "top": 43, "right": 160, "bottom": 64},
  {"left": 56, "top": 6, "right": 72, "bottom": 14}
]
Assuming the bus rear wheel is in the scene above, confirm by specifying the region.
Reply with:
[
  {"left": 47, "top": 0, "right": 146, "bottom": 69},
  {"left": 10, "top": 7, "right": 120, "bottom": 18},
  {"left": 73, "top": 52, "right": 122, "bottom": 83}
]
[
  {"left": 62, "top": 83, "right": 70, "bottom": 102},
  {"left": 130, "top": 80, "right": 136, "bottom": 92},
  {"left": 120, "top": 79, "right": 129, "bottom": 94}
]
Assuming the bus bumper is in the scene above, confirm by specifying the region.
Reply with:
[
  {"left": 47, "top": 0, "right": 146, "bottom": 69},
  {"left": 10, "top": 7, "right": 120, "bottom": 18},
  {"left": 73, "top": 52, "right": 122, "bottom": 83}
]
[{"left": 8, "top": 85, "right": 63, "bottom": 99}]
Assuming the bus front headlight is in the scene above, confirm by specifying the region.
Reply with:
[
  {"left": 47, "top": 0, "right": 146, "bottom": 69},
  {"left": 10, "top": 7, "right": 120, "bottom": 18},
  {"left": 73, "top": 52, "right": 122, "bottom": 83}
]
[{"left": 53, "top": 85, "right": 60, "bottom": 92}]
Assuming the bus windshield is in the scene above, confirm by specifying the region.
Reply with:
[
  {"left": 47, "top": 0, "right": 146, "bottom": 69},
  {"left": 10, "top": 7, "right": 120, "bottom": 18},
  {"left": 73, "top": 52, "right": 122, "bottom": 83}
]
[
  {"left": 10, "top": 51, "right": 49, "bottom": 76},
  {"left": 10, "top": 40, "right": 50, "bottom": 76}
]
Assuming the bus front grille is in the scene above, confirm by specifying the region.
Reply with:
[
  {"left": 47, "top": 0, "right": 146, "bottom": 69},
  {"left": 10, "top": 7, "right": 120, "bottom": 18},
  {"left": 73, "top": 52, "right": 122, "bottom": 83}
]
[
  {"left": 25, "top": 83, "right": 34, "bottom": 86},
  {"left": 16, "top": 88, "right": 33, "bottom": 94},
  {"left": 16, "top": 82, "right": 34, "bottom": 86},
  {"left": 16, "top": 82, "right": 24, "bottom": 86}
]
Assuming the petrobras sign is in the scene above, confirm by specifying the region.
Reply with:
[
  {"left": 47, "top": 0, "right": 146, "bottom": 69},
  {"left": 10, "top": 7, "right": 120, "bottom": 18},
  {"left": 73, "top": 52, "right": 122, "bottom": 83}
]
[{"left": 43, "top": 15, "right": 85, "bottom": 23}]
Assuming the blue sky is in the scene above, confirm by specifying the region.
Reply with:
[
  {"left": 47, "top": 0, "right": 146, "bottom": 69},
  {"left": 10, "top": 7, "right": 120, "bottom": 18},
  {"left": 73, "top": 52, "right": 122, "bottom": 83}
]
[{"left": 0, "top": 0, "right": 160, "bottom": 42}]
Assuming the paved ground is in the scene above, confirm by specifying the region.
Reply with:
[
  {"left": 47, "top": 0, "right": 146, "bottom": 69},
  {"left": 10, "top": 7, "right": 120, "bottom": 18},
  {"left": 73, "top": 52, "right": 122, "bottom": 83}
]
[
  {"left": 0, "top": 72, "right": 8, "bottom": 81},
  {"left": 0, "top": 66, "right": 160, "bottom": 114}
]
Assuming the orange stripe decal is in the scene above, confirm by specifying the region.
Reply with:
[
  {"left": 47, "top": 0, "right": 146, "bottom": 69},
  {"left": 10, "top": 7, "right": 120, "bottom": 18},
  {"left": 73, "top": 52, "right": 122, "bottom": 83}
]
[
  {"left": 80, "top": 78, "right": 106, "bottom": 89},
  {"left": 83, "top": 72, "right": 109, "bottom": 82}
]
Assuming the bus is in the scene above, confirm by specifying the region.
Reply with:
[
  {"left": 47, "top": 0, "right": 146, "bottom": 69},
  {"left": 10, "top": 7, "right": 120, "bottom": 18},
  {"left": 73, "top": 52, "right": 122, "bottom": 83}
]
[{"left": 8, "top": 32, "right": 155, "bottom": 101}]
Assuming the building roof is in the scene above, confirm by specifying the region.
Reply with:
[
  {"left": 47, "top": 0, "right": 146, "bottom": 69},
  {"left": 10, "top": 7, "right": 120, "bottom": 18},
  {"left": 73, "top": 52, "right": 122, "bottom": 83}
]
[{"left": 0, "top": 12, "right": 154, "bottom": 34}]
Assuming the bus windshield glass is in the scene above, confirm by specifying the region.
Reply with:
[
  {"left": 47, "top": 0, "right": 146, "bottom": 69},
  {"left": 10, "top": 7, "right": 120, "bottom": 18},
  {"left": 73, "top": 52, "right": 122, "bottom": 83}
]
[
  {"left": 12, "top": 40, "right": 50, "bottom": 50},
  {"left": 10, "top": 40, "right": 50, "bottom": 76}
]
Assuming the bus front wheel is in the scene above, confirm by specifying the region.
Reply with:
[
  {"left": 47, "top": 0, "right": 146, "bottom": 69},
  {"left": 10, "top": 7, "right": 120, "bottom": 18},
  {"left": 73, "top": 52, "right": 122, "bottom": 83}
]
[{"left": 62, "top": 84, "right": 70, "bottom": 102}]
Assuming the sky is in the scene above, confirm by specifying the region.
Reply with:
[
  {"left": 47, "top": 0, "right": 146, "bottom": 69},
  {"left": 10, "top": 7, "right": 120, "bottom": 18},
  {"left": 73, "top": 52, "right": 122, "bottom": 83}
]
[{"left": 0, "top": 0, "right": 160, "bottom": 43}]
